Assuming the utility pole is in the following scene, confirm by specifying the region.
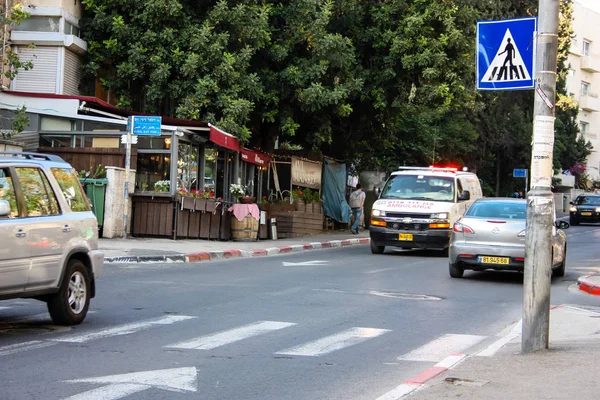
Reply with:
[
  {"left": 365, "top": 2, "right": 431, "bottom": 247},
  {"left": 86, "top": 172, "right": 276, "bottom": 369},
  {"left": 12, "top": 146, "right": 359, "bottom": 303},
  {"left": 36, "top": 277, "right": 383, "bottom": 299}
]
[{"left": 522, "top": 0, "right": 559, "bottom": 353}]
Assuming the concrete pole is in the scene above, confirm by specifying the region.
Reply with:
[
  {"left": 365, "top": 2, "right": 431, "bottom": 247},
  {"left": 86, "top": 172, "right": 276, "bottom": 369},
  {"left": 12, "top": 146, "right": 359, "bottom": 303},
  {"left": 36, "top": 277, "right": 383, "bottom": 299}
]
[{"left": 522, "top": 0, "right": 559, "bottom": 354}]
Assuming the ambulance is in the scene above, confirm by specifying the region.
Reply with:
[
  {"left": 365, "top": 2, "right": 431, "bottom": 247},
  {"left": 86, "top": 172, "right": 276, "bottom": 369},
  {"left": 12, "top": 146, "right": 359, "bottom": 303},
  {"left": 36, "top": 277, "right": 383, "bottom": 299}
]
[{"left": 369, "top": 166, "right": 483, "bottom": 254}]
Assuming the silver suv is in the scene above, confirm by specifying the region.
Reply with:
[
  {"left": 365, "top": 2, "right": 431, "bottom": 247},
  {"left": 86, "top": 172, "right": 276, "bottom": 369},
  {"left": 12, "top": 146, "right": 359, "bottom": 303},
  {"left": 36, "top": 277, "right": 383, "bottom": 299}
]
[{"left": 0, "top": 152, "right": 103, "bottom": 325}]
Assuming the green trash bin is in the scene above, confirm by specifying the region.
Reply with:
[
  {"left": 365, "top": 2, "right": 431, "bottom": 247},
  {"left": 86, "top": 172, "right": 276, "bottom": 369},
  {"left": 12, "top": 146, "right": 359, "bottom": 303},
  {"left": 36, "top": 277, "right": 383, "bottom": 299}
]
[{"left": 79, "top": 178, "right": 108, "bottom": 229}]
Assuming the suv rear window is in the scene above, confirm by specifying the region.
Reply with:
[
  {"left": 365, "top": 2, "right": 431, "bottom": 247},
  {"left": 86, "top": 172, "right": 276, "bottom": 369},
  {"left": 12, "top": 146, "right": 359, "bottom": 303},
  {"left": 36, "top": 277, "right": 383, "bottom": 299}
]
[{"left": 51, "top": 168, "right": 91, "bottom": 212}]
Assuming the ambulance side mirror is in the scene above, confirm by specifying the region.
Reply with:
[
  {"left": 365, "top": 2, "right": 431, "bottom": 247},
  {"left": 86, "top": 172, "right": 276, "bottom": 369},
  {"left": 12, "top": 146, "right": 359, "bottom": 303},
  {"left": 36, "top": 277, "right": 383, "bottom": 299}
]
[{"left": 458, "top": 190, "right": 471, "bottom": 201}]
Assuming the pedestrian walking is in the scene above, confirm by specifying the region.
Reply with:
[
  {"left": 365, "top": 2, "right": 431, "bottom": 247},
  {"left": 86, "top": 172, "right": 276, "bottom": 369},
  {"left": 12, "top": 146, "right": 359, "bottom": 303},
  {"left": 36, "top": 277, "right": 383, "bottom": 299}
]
[{"left": 349, "top": 183, "right": 366, "bottom": 234}]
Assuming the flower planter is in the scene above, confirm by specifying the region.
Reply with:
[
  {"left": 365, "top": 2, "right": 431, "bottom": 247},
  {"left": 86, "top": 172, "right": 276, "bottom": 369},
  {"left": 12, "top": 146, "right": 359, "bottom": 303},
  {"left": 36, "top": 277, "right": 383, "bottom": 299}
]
[
  {"left": 239, "top": 196, "right": 256, "bottom": 204},
  {"left": 205, "top": 200, "right": 217, "bottom": 214},
  {"left": 294, "top": 199, "right": 305, "bottom": 212},
  {"left": 195, "top": 199, "right": 207, "bottom": 212},
  {"left": 180, "top": 196, "right": 195, "bottom": 210}
]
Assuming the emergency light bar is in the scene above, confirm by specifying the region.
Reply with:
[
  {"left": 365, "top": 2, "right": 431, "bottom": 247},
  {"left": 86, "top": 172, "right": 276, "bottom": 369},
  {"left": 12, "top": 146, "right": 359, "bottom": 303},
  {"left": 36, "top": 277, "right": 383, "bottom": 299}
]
[{"left": 396, "top": 166, "right": 459, "bottom": 172}]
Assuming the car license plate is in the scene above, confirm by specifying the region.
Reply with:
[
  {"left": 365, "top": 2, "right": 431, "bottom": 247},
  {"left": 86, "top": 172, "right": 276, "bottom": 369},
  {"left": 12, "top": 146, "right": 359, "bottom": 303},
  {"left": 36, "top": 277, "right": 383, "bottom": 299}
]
[
  {"left": 581, "top": 212, "right": 592, "bottom": 216},
  {"left": 478, "top": 256, "right": 509, "bottom": 265},
  {"left": 399, "top": 233, "right": 413, "bottom": 241}
]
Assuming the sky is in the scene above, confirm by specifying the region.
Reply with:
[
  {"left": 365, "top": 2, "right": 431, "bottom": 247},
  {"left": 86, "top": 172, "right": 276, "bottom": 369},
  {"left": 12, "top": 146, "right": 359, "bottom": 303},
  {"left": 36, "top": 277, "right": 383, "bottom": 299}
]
[{"left": 577, "top": 0, "right": 600, "bottom": 14}]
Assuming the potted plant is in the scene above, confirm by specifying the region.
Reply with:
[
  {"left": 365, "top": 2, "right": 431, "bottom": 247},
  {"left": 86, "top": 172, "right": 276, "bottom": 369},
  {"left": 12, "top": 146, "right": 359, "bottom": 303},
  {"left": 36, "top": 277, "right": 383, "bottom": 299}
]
[
  {"left": 192, "top": 189, "right": 206, "bottom": 211},
  {"left": 202, "top": 188, "right": 217, "bottom": 213},
  {"left": 230, "top": 184, "right": 255, "bottom": 204},
  {"left": 292, "top": 187, "right": 305, "bottom": 211},
  {"left": 154, "top": 180, "right": 170, "bottom": 193},
  {"left": 178, "top": 188, "right": 195, "bottom": 210}
]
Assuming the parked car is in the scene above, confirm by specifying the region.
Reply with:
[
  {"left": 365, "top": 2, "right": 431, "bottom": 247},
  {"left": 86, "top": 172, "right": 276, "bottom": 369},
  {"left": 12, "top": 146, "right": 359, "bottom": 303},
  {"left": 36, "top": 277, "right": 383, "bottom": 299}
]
[
  {"left": 448, "top": 198, "right": 568, "bottom": 278},
  {"left": 569, "top": 194, "right": 600, "bottom": 225},
  {"left": 0, "top": 152, "right": 103, "bottom": 325}
]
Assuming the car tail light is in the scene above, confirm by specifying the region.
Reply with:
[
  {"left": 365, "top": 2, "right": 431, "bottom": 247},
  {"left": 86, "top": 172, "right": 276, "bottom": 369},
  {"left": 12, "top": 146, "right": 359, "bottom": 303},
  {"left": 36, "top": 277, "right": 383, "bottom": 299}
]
[
  {"left": 453, "top": 222, "right": 474, "bottom": 234},
  {"left": 514, "top": 257, "right": 525, "bottom": 261}
]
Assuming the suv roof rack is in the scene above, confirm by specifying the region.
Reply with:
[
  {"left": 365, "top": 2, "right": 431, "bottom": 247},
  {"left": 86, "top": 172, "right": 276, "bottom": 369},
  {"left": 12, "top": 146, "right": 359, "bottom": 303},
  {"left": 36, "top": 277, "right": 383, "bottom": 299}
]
[{"left": 0, "top": 152, "right": 66, "bottom": 163}]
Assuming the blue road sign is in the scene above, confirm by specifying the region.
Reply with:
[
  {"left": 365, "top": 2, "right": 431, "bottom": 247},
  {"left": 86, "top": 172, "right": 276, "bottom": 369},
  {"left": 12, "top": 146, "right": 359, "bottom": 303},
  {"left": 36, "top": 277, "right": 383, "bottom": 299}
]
[
  {"left": 477, "top": 17, "right": 537, "bottom": 91},
  {"left": 513, "top": 169, "right": 528, "bottom": 178},
  {"left": 128, "top": 116, "right": 162, "bottom": 136}
]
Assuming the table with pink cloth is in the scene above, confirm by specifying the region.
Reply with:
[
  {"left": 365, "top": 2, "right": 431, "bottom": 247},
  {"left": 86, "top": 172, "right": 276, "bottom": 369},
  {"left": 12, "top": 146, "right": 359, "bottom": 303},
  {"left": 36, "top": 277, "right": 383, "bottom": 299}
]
[{"left": 228, "top": 203, "right": 260, "bottom": 222}]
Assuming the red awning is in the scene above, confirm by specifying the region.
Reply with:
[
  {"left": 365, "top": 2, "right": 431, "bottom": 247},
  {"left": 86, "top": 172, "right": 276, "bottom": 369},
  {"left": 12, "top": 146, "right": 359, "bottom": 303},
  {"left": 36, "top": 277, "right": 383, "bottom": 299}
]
[
  {"left": 241, "top": 148, "right": 270, "bottom": 166},
  {"left": 209, "top": 124, "right": 241, "bottom": 152}
]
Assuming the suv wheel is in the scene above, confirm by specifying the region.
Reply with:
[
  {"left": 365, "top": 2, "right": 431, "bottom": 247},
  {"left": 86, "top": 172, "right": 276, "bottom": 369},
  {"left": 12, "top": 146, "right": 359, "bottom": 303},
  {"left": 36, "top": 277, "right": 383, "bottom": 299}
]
[
  {"left": 370, "top": 241, "right": 385, "bottom": 254},
  {"left": 48, "top": 259, "right": 91, "bottom": 325},
  {"left": 449, "top": 262, "right": 464, "bottom": 278}
]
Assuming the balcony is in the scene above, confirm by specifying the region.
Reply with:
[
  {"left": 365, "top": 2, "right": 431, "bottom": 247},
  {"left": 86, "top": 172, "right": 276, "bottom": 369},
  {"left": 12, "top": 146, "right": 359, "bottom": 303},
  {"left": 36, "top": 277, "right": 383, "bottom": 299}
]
[
  {"left": 581, "top": 54, "right": 600, "bottom": 73},
  {"left": 579, "top": 93, "right": 600, "bottom": 112}
]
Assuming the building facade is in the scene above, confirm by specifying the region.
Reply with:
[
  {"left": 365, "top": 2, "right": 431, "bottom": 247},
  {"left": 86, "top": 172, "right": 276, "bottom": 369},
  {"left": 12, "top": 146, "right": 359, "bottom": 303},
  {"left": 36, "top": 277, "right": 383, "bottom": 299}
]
[
  {"left": 567, "top": 1, "right": 600, "bottom": 181},
  {"left": 4, "top": 0, "right": 86, "bottom": 95}
]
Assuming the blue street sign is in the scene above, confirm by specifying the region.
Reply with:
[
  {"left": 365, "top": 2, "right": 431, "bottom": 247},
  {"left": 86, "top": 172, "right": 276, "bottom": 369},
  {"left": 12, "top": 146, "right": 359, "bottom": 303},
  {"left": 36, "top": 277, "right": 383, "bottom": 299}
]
[
  {"left": 128, "top": 116, "right": 162, "bottom": 136},
  {"left": 513, "top": 169, "right": 528, "bottom": 178},
  {"left": 477, "top": 17, "right": 537, "bottom": 91}
]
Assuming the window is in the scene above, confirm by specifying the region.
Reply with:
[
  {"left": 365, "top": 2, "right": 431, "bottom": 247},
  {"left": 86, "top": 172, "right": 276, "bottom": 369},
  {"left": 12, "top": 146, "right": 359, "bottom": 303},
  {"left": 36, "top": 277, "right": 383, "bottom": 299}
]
[
  {"left": 135, "top": 154, "right": 171, "bottom": 192},
  {"left": 581, "top": 121, "right": 589, "bottom": 135},
  {"left": 0, "top": 168, "right": 19, "bottom": 218},
  {"left": 13, "top": 17, "right": 60, "bottom": 32},
  {"left": 39, "top": 135, "right": 73, "bottom": 148},
  {"left": 15, "top": 168, "right": 60, "bottom": 217},
  {"left": 177, "top": 142, "right": 199, "bottom": 192},
  {"left": 380, "top": 175, "right": 455, "bottom": 202},
  {"left": 51, "top": 168, "right": 91, "bottom": 212},
  {"left": 583, "top": 40, "right": 591, "bottom": 56},
  {"left": 581, "top": 81, "right": 590, "bottom": 96},
  {"left": 65, "top": 21, "right": 80, "bottom": 37}
]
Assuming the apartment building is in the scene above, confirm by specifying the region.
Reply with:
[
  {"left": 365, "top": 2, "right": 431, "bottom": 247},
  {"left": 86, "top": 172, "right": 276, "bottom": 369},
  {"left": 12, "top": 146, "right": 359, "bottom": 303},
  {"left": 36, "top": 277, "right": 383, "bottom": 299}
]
[
  {"left": 3, "top": 0, "right": 86, "bottom": 95},
  {"left": 567, "top": 1, "right": 600, "bottom": 181}
]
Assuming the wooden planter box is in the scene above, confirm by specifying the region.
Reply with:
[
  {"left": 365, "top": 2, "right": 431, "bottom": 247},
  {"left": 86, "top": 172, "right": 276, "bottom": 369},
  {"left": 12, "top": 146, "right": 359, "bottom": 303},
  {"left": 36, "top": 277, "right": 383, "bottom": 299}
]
[{"left": 269, "top": 204, "right": 324, "bottom": 239}]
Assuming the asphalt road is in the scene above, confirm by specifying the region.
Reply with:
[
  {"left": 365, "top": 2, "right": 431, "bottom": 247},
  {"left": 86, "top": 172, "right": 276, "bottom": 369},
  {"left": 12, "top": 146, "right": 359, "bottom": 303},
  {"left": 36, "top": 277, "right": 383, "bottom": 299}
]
[{"left": 1, "top": 223, "right": 600, "bottom": 400}]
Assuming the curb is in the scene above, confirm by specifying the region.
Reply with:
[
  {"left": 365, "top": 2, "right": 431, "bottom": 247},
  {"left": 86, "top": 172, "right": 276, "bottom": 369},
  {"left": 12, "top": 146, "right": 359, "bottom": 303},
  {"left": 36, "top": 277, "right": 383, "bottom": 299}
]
[
  {"left": 577, "top": 274, "right": 600, "bottom": 296},
  {"left": 104, "top": 237, "right": 370, "bottom": 264}
]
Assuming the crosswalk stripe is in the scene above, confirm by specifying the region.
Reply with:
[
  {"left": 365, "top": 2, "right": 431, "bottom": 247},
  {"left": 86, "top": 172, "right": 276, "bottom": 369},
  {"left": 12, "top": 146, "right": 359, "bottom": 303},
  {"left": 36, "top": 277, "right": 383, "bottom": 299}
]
[
  {"left": 397, "top": 334, "right": 486, "bottom": 362},
  {"left": 51, "top": 315, "right": 196, "bottom": 343},
  {"left": 0, "top": 340, "right": 57, "bottom": 357},
  {"left": 275, "top": 327, "right": 390, "bottom": 357},
  {"left": 166, "top": 321, "right": 296, "bottom": 350}
]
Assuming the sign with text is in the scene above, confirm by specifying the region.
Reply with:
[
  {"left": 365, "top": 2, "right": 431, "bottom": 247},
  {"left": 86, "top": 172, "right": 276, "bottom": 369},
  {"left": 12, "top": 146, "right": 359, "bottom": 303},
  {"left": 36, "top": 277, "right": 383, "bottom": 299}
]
[
  {"left": 513, "top": 169, "right": 528, "bottom": 178},
  {"left": 241, "top": 148, "right": 270, "bottom": 166},
  {"left": 291, "top": 157, "right": 322, "bottom": 189},
  {"left": 128, "top": 116, "right": 162, "bottom": 136}
]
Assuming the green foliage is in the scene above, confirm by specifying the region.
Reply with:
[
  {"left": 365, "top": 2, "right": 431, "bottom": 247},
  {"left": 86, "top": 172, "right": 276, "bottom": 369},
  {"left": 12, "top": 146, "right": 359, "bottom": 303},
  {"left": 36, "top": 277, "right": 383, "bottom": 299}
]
[
  {"left": 1, "top": 4, "right": 33, "bottom": 81},
  {"left": 0, "top": 106, "right": 29, "bottom": 139}
]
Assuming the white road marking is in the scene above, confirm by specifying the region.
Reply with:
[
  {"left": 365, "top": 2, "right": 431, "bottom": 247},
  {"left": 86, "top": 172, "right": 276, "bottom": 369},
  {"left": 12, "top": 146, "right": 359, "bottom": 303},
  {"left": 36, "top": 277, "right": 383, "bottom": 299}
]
[
  {"left": 51, "top": 315, "right": 196, "bottom": 343},
  {"left": 282, "top": 260, "right": 329, "bottom": 266},
  {"left": 476, "top": 320, "right": 522, "bottom": 357},
  {"left": 397, "top": 334, "right": 486, "bottom": 362},
  {"left": 364, "top": 268, "right": 395, "bottom": 274},
  {"left": 64, "top": 367, "right": 197, "bottom": 400},
  {"left": 166, "top": 321, "right": 296, "bottom": 350},
  {"left": 0, "top": 340, "right": 57, "bottom": 357},
  {"left": 374, "top": 383, "right": 419, "bottom": 400},
  {"left": 276, "top": 327, "right": 390, "bottom": 357}
]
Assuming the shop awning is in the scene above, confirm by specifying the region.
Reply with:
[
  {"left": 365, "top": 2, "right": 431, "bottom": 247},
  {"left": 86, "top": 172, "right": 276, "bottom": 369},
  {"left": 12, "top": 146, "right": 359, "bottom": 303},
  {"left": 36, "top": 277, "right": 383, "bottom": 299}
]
[
  {"left": 209, "top": 124, "right": 241, "bottom": 152},
  {"left": 241, "top": 148, "right": 270, "bottom": 166}
]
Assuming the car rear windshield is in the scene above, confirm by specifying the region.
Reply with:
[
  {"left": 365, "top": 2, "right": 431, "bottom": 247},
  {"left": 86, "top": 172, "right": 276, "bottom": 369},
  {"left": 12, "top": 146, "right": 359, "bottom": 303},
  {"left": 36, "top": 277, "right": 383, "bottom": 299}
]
[
  {"left": 51, "top": 168, "right": 91, "bottom": 212},
  {"left": 380, "top": 175, "right": 455, "bottom": 202},
  {"left": 466, "top": 201, "right": 526, "bottom": 220},
  {"left": 574, "top": 196, "right": 600, "bottom": 205}
]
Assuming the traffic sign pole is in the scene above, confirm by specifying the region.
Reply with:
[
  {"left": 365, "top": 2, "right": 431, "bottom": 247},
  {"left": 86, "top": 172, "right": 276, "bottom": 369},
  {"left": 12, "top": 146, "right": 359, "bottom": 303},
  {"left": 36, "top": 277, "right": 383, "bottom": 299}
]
[
  {"left": 123, "top": 117, "right": 133, "bottom": 239},
  {"left": 522, "top": 0, "right": 559, "bottom": 354}
]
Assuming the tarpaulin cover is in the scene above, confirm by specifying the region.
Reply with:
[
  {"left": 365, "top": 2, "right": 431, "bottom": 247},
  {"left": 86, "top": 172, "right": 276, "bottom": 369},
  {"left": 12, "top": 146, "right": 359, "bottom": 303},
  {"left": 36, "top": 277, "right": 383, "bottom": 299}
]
[{"left": 323, "top": 158, "right": 350, "bottom": 223}]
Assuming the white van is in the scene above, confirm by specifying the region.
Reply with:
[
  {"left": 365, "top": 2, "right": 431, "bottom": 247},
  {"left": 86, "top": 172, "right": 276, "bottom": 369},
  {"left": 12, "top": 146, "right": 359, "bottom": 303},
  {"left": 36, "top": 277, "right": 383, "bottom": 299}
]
[{"left": 369, "top": 167, "right": 482, "bottom": 254}]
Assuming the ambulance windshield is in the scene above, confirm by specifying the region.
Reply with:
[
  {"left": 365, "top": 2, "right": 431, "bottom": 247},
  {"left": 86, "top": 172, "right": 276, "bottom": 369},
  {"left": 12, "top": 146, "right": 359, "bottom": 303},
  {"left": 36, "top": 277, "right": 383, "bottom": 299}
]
[{"left": 380, "top": 175, "right": 455, "bottom": 202}]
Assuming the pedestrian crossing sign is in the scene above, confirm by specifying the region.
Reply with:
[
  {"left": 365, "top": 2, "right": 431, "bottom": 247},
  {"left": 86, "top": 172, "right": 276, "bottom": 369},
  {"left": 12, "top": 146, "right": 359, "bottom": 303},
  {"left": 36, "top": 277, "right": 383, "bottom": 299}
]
[{"left": 477, "top": 17, "right": 537, "bottom": 91}]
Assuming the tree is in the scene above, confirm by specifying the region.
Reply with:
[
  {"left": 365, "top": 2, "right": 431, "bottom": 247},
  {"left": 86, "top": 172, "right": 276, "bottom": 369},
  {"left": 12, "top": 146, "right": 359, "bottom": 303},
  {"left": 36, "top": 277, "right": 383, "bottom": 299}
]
[{"left": 1, "top": 3, "right": 32, "bottom": 81}]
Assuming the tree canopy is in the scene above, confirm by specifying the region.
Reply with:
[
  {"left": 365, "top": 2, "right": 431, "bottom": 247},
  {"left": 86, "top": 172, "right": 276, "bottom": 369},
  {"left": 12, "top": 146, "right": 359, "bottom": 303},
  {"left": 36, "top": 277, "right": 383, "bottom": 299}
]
[{"left": 80, "top": 0, "right": 590, "bottom": 194}]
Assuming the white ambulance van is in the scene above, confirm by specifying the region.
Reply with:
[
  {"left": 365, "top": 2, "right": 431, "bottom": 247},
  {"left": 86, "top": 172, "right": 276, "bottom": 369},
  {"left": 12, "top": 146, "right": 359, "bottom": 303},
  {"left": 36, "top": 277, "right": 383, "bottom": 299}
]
[{"left": 369, "top": 167, "right": 482, "bottom": 254}]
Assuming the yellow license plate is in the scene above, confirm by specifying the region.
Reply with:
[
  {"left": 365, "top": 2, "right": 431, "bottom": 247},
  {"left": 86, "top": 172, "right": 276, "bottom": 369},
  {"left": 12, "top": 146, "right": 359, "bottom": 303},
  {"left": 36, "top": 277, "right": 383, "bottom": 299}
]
[
  {"left": 399, "top": 233, "right": 413, "bottom": 241},
  {"left": 581, "top": 212, "right": 592, "bottom": 216},
  {"left": 478, "top": 256, "right": 510, "bottom": 265}
]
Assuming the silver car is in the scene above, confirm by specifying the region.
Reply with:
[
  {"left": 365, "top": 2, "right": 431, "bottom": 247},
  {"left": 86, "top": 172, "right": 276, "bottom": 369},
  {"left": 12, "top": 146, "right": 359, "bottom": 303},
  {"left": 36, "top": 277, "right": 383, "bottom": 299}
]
[
  {"left": 0, "top": 153, "right": 103, "bottom": 325},
  {"left": 448, "top": 198, "right": 568, "bottom": 278}
]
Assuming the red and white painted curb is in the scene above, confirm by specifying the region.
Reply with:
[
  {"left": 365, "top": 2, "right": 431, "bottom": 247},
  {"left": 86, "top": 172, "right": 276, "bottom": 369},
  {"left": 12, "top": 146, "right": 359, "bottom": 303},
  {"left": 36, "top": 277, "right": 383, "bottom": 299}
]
[
  {"left": 577, "top": 274, "right": 600, "bottom": 296},
  {"left": 105, "top": 237, "right": 370, "bottom": 263},
  {"left": 186, "top": 237, "right": 370, "bottom": 262},
  {"left": 375, "top": 354, "right": 467, "bottom": 399}
]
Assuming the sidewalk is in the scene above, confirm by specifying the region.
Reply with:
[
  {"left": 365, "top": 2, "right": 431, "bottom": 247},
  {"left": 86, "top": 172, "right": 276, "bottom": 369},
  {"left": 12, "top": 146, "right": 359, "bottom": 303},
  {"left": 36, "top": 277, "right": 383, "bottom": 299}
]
[
  {"left": 390, "top": 305, "right": 600, "bottom": 400},
  {"left": 100, "top": 230, "right": 370, "bottom": 263}
]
